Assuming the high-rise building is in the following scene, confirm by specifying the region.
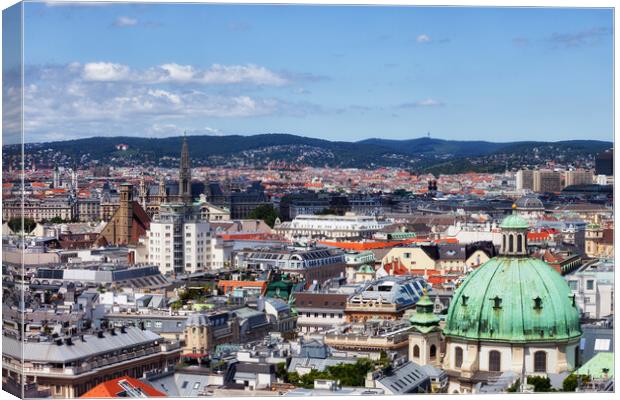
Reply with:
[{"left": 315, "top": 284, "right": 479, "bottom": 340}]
[
  {"left": 595, "top": 149, "right": 613, "bottom": 176},
  {"left": 564, "top": 169, "right": 594, "bottom": 187},
  {"left": 533, "top": 170, "right": 562, "bottom": 193},
  {"left": 515, "top": 169, "right": 534, "bottom": 191},
  {"left": 147, "top": 203, "right": 212, "bottom": 276}
]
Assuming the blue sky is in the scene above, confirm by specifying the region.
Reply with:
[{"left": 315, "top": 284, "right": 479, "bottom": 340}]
[{"left": 9, "top": 2, "right": 614, "bottom": 143}]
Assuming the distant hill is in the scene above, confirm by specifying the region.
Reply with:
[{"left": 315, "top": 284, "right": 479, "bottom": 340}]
[
  {"left": 358, "top": 137, "right": 612, "bottom": 158},
  {"left": 5, "top": 134, "right": 612, "bottom": 173}
]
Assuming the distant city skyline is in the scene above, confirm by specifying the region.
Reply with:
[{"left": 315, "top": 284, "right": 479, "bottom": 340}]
[{"left": 5, "top": 2, "right": 615, "bottom": 144}]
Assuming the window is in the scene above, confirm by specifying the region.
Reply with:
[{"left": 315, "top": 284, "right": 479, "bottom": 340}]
[
  {"left": 594, "top": 339, "right": 611, "bottom": 351},
  {"left": 508, "top": 234, "right": 514, "bottom": 253},
  {"left": 586, "top": 280, "right": 594, "bottom": 290},
  {"left": 181, "top": 381, "right": 189, "bottom": 389},
  {"left": 489, "top": 351, "right": 501, "bottom": 372},
  {"left": 568, "top": 280, "right": 578, "bottom": 290},
  {"left": 413, "top": 345, "right": 420, "bottom": 358},
  {"left": 517, "top": 234, "right": 523, "bottom": 252},
  {"left": 534, "top": 351, "right": 546, "bottom": 372},
  {"left": 430, "top": 344, "right": 437, "bottom": 359},
  {"left": 574, "top": 346, "right": 580, "bottom": 368},
  {"left": 193, "top": 382, "right": 200, "bottom": 390},
  {"left": 455, "top": 346, "right": 463, "bottom": 368}
]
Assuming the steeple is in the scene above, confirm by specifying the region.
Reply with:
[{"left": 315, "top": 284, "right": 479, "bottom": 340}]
[{"left": 179, "top": 132, "right": 192, "bottom": 204}]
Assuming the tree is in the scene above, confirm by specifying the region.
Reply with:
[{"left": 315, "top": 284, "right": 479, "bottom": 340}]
[
  {"left": 248, "top": 204, "right": 279, "bottom": 228},
  {"left": 8, "top": 217, "right": 36, "bottom": 233},
  {"left": 507, "top": 379, "right": 520, "bottom": 392},
  {"left": 562, "top": 374, "right": 589, "bottom": 392},
  {"left": 527, "top": 376, "right": 553, "bottom": 392},
  {"left": 276, "top": 362, "right": 289, "bottom": 382}
]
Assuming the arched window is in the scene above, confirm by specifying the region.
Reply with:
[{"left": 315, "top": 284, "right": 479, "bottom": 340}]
[
  {"left": 455, "top": 346, "right": 463, "bottom": 368},
  {"left": 489, "top": 350, "right": 501, "bottom": 372},
  {"left": 430, "top": 344, "right": 437, "bottom": 359},
  {"left": 502, "top": 235, "right": 506, "bottom": 252},
  {"left": 508, "top": 234, "right": 514, "bottom": 253},
  {"left": 517, "top": 234, "right": 523, "bottom": 253},
  {"left": 534, "top": 351, "right": 547, "bottom": 372},
  {"left": 413, "top": 345, "right": 420, "bottom": 358}
]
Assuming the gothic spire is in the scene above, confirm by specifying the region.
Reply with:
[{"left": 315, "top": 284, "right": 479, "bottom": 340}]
[{"left": 179, "top": 132, "right": 192, "bottom": 204}]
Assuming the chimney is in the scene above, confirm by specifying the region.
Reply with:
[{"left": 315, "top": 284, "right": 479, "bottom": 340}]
[
  {"left": 110, "top": 327, "right": 116, "bottom": 336},
  {"left": 55, "top": 338, "right": 63, "bottom": 346},
  {"left": 64, "top": 337, "right": 73, "bottom": 346},
  {"left": 97, "top": 330, "right": 105, "bottom": 338},
  {"left": 120, "top": 326, "right": 127, "bottom": 334},
  {"left": 80, "top": 334, "right": 86, "bottom": 342}
]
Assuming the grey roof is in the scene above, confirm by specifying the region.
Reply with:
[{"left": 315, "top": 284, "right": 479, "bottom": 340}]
[
  {"left": 264, "top": 297, "right": 290, "bottom": 313},
  {"left": 438, "top": 244, "right": 467, "bottom": 261},
  {"left": 376, "top": 361, "right": 431, "bottom": 394},
  {"left": 475, "top": 371, "right": 519, "bottom": 393},
  {"left": 349, "top": 276, "right": 428, "bottom": 308},
  {"left": 3, "top": 327, "right": 161, "bottom": 363},
  {"left": 174, "top": 373, "right": 211, "bottom": 397},
  {"left": 299, "top": 339, "right": 329, "bottom": 359},
  {"left": 235, "top": 362, "right": 275, "bottom": 374},
  {"left": 580, "top": 326, "right": 614, "bottom": 364},
  {"left": 515, "top": 195, "right": 544, "bottom": 210},
  {"left": 288, "top": 356, "right": 357, "bottom": 373}
]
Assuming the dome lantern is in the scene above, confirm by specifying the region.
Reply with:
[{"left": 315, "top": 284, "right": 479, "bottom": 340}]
[
  {"left": 409, "top": 294, "right": 440, "bottom": 333},
  {"left": 499, "top": 205, "right": 529, "bottom": 256}
]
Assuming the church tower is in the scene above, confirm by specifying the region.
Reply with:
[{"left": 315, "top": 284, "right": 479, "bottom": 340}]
[
  {"left": 408, "top": 294, "right": 442, "bottom": 367},
  {"left": 179, "top": 133, "right": 192, "bottom": 204}
]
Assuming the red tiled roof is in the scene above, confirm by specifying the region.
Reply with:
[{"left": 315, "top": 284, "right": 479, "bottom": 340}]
[{"left": 80, "top": 376, "right": 166, "bottom": 398}]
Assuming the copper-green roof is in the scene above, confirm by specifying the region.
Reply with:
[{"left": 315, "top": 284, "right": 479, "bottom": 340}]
[
  {"left": 576, "top": 352, "right": 614, "bottom": 379},
  {"left": 409, "top": 294, "right": 440, "bottom": 334},
  {"left": 444, "top": 256, "right": 581, "bottom": 343},
  {"left": 500, "top": 214, "right": 530, "bottom": 229},
  {"left": 357, "top": 264, "right": 375, "bottom": 273}
]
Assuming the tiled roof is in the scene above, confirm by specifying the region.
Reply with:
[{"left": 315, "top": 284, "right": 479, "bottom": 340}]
[{"left": 81, "top": 376, "right": 166, "bottom": 397}]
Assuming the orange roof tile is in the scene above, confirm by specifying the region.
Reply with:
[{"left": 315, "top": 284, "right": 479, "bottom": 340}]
[{"left": 80, "top": 376, "right": 166, "bottom": 398}]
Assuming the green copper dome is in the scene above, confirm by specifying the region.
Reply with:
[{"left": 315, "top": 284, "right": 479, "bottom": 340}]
[
  {"left": 444, "top": 257, "right": 581, "bottom": 343},
  {"left": 500, "top": 214, "right": 530, "bottom": 229}
]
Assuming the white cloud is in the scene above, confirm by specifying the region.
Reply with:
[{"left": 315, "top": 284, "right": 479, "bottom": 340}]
[
  {"left": 159, "top": 63, "right": 196, "bottom": 82},
  {"left": 416, "top": 34, "right": 431, "bottom": 43},
  {"left": 20, "top": 62, "right": 322, "bottom": 141},
  {"left": 78, "top": 62, "right": 288, "bottom": 86},
  {"left": 148, "top": 89, "right": 181, "bottom": 105},
  {"left": 83, "top": 62, "right": 131, "bottom": 81},
  {"left": 114, "top": 16, "right": 138, "bottom": 27},
  {"left": 199, "top": 64, "right": 287, "bottom": 86}
]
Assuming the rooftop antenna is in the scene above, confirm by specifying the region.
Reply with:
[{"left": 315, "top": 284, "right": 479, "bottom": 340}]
[{"left": 427, "top": 131, "right": 431, "bottom": 138}]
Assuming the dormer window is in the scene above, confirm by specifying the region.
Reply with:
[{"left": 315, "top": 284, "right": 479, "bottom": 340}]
[
  {"left": 533, "top": 296, "right": 543, "bottom": 310},
  {"left": 491, "top": 296, "right": 502, "bottom": 309},
  {"left": 461, "top": 295, "right": 469, "bottom": 306}
]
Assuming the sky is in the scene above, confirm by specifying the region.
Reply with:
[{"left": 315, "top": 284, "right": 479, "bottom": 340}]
[{"left": 3, "top": 2, "right": 614, "bottom": 144}]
